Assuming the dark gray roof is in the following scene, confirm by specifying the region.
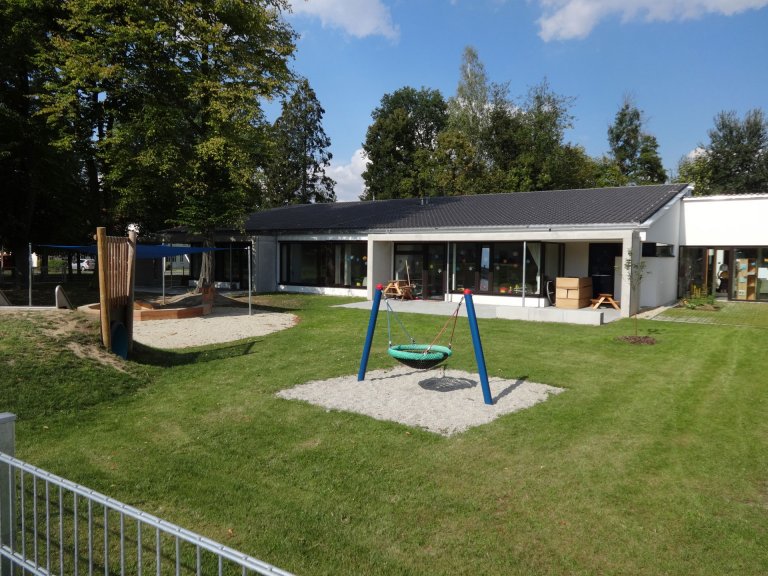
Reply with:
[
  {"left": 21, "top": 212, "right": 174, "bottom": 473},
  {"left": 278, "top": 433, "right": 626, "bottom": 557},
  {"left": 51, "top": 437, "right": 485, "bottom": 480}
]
[{"left": 242, "top": 184, "right": 690, "bottom": 234}]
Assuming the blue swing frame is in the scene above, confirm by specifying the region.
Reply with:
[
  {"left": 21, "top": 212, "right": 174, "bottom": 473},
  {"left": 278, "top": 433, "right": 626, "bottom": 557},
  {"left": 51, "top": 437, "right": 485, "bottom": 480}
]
[{"left": 357, "top": 285, "right": 493, "bottom": 405}]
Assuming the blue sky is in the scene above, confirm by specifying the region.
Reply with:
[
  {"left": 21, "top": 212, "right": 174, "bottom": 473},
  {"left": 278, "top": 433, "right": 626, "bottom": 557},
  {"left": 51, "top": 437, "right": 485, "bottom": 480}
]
[{"left": 283, "top": 0, "right": 768, "bottom": 201}]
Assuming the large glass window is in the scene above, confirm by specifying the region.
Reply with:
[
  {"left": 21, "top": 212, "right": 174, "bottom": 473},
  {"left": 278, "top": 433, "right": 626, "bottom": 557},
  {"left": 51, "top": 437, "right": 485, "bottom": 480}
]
[
  {"left": 280, "top": 242, "right": 367, "bottom": 287},
  {"left": 453, "top": 243, "right": 479, "bottom": 292},
  {"left": 450, "top": 241, "right": 548, "bottom": 296},
  {"left": 492, "top": 243, "right": 524, "bottom": 294}
]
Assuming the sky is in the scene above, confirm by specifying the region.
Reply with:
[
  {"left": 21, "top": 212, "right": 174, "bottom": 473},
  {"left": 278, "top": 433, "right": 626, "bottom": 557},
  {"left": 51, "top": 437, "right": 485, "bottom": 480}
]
[{"left": 281, "top": 0, "right": 768, "bottom": 201}]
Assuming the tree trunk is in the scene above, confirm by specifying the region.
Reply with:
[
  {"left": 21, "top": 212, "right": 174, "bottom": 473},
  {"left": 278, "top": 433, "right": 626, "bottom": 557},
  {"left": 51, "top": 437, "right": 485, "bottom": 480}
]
[{"left": 197, "top": 235, "right": 215, "bottom": 291}]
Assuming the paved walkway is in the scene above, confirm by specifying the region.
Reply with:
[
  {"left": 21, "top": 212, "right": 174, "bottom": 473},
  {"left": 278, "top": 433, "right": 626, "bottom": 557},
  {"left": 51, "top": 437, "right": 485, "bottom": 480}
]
[{"left": 338, "top": 298, "right": 622, "bottom": 325}]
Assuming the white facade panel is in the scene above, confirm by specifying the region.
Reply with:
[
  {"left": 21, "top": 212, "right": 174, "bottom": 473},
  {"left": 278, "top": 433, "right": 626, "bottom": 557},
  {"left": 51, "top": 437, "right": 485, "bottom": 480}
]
[{"left": 680, "top": 195, "right": 768, "bottom": 246}]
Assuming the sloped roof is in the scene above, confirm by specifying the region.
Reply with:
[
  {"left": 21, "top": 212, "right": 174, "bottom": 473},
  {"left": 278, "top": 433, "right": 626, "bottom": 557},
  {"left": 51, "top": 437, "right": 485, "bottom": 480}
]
[{"left": 241, "top": 184, "right": 690, "bottom": 234}]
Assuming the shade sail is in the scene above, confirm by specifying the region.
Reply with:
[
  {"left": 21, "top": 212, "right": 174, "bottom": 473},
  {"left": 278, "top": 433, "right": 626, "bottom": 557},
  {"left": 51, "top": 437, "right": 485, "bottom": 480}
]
[{"left": 40, "top": 244, "right": 228, "bottom": 259}]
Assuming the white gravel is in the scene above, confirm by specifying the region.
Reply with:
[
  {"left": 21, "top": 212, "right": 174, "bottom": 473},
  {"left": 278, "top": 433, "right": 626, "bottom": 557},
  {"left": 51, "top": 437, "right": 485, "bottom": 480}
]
[
  {"left": 277, "top": 365, "right": 564, "bottom": 436},
  {"left": 132, "top": 307, "right": 297, "bottom": 349}
]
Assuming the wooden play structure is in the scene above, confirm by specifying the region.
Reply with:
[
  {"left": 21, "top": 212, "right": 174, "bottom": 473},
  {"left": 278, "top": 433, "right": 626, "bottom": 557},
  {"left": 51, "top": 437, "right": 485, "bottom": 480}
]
[{"left": 96, "top": 227, "right": 137, "bottom": 358}]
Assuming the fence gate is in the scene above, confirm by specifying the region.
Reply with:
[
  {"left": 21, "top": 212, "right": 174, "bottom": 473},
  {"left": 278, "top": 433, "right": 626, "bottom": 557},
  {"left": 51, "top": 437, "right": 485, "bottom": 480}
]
[{"left": 0, "top": 414, "right": 293, "bottom": 576}]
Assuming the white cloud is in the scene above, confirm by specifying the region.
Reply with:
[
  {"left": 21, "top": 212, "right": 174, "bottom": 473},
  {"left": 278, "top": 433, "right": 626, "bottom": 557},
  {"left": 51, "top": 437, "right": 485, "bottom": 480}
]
[
  {"left": 289, "top": 0, "right": 399, "bottom": 40},
  {"left": 536, "top": 0, "right": 768, "bottom": 41},
  {"left": 329, "top": 149, "right": 368, "bottom": 202}
]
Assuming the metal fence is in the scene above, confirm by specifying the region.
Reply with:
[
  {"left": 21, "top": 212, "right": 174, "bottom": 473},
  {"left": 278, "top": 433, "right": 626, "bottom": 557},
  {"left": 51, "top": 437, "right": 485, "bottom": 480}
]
[{"left": 0, "top": 416, "right": 294, "bottom": 576}]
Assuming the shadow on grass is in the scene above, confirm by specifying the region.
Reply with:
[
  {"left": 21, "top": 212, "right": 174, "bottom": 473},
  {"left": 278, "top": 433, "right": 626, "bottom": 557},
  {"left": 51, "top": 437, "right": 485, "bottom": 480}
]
[{"left": 130, "top": 339, "right": 264, "bottom": 367}]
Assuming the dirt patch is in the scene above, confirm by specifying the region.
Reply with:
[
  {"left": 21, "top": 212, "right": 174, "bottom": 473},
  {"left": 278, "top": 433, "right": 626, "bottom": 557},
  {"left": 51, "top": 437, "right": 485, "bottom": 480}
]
[{"left": 615, "top": 335, "right": 657, "bottom": 345}]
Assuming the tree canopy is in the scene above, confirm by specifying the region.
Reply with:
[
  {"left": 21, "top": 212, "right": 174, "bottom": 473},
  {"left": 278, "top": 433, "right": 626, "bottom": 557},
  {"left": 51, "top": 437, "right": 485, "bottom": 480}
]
[
  {"left": 8, "top": 0, "right": 298, "bottom": 286},
  {"left": 678, "top": 109, "right": 768, "bottom": 195},
  {"left": 265, "top": 79, "right": 336, "bottom": 206},
  {"left": 361, "top": 86, "right": 448, "bottom": 200},
  {"left": 607, "top": 97, "right": 667, "bottom": 184},
  {"left": 362, "top": 47, "right": 597, "bottom": 199}
]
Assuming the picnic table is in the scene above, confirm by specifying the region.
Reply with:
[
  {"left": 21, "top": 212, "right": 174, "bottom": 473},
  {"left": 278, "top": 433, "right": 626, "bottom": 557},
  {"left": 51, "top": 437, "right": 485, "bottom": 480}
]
[
  {"left": 382, "top": 280, "right": 414, "bottom": 299},
  {"left": 591, "top": 293, "right": 620, "bottom": 310}
]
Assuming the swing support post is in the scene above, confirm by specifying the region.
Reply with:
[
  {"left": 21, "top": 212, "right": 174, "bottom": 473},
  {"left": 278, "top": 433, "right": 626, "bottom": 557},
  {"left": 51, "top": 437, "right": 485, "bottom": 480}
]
[
  {"left": 464, "top": 289, "right": 493, "bottom": 405},
  {"left": 358, "top": 285, "right": 383, "bottom": 381}
]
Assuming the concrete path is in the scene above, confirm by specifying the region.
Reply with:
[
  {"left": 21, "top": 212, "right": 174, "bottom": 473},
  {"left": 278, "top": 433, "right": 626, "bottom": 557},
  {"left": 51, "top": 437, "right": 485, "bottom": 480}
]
[{"left": 338, "top": 298, "right": 622, "bottom": 325}]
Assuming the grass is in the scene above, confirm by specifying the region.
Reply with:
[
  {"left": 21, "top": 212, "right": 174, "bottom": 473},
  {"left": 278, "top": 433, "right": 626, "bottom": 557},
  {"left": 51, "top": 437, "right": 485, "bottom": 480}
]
[
  {"left": 2, "top": 295, "right": 768, "bottom": 575},
  {"left": 657, "top": 300, "right": 768, "bottom": 328}
]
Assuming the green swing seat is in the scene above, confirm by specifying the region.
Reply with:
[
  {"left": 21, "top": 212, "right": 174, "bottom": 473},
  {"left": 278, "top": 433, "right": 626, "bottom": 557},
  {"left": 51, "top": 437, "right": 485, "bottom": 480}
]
[{"left": 387, "top": 344, "right": 452, "bottom": 370}]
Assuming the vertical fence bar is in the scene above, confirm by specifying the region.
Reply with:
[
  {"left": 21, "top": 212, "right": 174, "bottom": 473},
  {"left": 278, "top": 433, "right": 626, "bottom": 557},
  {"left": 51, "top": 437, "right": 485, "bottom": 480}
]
[
  {"left": 155, "top": 527, "right": 161, "bottom": 576},
  {"left": 175, "top": 536, "right": 180, "bottom": 576},
  {"left": 120, "top": 512, "right": 125, "bottom": 576},
  {"left": 137, "top": 520, "right": 142, "bottom": 576},
  {"left": 45, "top": 480, "right": 51, "bottom": 574},
  {"left": 104, "top": 507, "right": 109, "bottom": 576},
  {"left": 33, "top": 476, "right": 38, "bottom": 568},
  {"left": 0, "top": 413, "right": 16, "bottom": 576},
  {"left": 74, "top": 494, "right": 79, "bottom": 576},
  {"left": 60, "top": 485, "right": 65, "bottom": 576},
  {"left": 88, "top": 499, "right": 93, "bottom": 576},
  {"left": 20, "top": 468, "right": 26, "bottom": 564}
]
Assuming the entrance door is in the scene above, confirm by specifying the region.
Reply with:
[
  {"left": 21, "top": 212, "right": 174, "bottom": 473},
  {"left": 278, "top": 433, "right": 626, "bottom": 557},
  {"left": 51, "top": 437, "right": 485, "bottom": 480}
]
[
  {"left": 589, "top": 243, "right": 622, "bottom": 298},
  {"left": 393, "top": 243, "right": 446, "bottom": 300},
  {"left": 424, "top": 244, "right": 446, "bottom": 299}
]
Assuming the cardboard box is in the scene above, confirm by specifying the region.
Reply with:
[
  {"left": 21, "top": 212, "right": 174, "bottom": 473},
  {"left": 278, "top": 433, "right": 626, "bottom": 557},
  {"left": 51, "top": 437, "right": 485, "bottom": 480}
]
[
  {"left": 556, "top": 276, "right": 592, "bottom": 289},
  {"left": 556, "top": 297, "right": 592, "bottom": 309}
]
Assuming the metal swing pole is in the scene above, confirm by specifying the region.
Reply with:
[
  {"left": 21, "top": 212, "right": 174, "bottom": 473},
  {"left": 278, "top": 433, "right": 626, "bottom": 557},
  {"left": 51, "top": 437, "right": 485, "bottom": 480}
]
[
  {"left": 358, "top": 285, "right": 383, "bottom": 381},
  {"left": 464, "top": 289, "right": 493, "bottom": 405}
]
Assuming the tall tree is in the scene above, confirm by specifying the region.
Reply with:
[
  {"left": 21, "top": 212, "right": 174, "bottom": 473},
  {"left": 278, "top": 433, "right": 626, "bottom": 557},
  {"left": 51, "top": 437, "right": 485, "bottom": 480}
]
[
  {"left": 0, "top": 0, "right": 87, "bottom": 285},
  {"left": 42, "top": 0, "right": 296, "bottom": 286},
  {"left": 707, "top": 109, "right": 768, "bottom": 194},
  {"left": 514, "top": 80, "right": 576, "bottom": 191},
  {"left": 447, "top": 46, "right": 491, "bottom": 158},
  {"left": 265, "top": 79, "right": 335, "bottom": 206},
  {"left": 607, "top": 97, "right": 667, "bottom": 184},
  {"left": 361, "top": 87, "right": 447, "bottom": 200},
  {"left": 677, "top": 109, "right": 768, "bottom": 195}
]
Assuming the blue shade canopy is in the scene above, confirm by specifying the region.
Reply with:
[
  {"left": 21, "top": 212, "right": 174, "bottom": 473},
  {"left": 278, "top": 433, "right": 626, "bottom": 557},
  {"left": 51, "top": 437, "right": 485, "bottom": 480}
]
[{"left": 39, "top": 245, "right": 229, "bottom": 259}]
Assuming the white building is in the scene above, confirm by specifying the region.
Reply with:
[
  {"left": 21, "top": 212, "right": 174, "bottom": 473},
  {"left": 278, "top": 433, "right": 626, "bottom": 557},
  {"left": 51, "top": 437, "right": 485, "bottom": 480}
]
[{"left": 169, "top": 184, "right": 768, "bottom": 320}]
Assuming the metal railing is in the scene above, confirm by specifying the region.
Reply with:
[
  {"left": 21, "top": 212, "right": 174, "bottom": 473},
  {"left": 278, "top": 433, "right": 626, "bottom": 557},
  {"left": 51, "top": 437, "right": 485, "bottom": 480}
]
[{"left": 0, "top": 419, "right": 294, "bottom": 576}]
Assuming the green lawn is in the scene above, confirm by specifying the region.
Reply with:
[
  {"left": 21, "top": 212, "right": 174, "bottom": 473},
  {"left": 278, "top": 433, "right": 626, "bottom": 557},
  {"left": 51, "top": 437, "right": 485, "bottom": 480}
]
[
  {"left": 656, "top": 300, "right": 768, "bottom": 328},
  {"left": 2, "top": 296, "right": 768, "bottom": 575}
]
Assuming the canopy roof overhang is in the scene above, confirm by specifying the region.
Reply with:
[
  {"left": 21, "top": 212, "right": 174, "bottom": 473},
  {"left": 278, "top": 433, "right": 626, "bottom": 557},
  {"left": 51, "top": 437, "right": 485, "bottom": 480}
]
[{"left": 40, "top": 245, "right": 226, "bottom": 259}]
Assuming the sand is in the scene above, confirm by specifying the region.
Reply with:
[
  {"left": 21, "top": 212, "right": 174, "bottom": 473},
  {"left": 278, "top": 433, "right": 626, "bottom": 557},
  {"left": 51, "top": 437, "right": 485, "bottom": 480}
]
[
  {"left": 132, "top": 307, "right": 297, "bottom": 349},
  {"left": 277, "top": 365, "right": 564, "bottom": 436}
]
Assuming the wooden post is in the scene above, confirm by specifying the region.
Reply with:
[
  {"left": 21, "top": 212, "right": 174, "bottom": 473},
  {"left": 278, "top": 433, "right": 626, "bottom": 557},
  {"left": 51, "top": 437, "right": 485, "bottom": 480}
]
[
  {"left": 96, "top": 227, "right": 111, "bottom": 351},
  {"left": 125, "top": 230, "right": 137, "bottom": 352}
]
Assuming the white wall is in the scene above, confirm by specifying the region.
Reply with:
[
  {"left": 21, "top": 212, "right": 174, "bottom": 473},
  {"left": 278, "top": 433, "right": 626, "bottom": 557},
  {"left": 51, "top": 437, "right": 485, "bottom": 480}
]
[
  {"left": 368, "top": 240, "right": 392, "bottom": 298},
  {"left": 680, "top": 195, "right": 768, "bottom": 246},
  {"left": 645, "top": 197, "right": 682, "bottom": 244},
  {"left": 640, "top": 257, "right": 679, "bottom": 307}
]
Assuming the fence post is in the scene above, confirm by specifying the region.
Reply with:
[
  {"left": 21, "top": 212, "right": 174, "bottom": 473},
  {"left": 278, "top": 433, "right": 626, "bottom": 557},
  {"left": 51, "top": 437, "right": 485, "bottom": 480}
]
[{"left": 0, "top": 413, "right": 16, "bottom": 576}]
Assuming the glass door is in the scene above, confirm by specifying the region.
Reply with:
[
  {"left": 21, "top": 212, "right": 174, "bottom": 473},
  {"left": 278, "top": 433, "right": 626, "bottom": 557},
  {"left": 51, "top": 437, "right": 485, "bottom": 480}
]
[{"left": 424, "top": 244, "right": 446, "bottom": 299}]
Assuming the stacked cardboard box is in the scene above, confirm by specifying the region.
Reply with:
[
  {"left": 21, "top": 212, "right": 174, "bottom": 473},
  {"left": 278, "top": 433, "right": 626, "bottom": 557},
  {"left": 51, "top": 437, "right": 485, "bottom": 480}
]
[{"left": 555, "top": 277, "right": 592, "bottom": 309}]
